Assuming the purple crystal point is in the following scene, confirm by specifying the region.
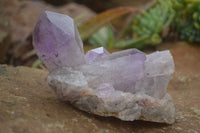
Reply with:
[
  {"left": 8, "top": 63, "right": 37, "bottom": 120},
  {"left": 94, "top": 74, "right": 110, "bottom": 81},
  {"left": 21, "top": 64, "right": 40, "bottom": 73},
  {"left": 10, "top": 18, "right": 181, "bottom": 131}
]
[
  {"left": 33, "top": 11, "right": 85, "bottom": 71},
  {"left": 85, "top": 47, "right": 110, "bottom": 63}
]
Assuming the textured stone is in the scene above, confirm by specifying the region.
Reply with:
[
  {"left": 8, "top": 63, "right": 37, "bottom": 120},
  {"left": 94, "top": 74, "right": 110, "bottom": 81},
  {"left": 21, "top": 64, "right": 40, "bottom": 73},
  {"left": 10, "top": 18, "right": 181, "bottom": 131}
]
[
  {"left": 0, "top": 14, "right": 10, "bottom": 63},
  {"left": 33, "top": 11, "right": 85, "bottom": 71},
  {"left": 1, "top": 42, "right": 200, "bottom": 133}
]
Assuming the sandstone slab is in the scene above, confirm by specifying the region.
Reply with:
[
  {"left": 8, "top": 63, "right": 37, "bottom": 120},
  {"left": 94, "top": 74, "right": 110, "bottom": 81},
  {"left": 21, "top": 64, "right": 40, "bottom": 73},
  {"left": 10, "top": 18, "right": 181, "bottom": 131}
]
[{"left": 0, "top": 42, "right": 200, "bottom": 132}]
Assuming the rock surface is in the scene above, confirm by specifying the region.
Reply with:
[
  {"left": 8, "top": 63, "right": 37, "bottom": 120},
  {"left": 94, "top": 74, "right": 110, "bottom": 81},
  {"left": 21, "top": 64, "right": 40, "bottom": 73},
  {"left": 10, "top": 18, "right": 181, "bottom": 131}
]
[
  {"left": 0, "top": 14, "right": 10, "bottom": 63},
  {"left": 1, "top": 42, "right": 200, "bottom": 132}
]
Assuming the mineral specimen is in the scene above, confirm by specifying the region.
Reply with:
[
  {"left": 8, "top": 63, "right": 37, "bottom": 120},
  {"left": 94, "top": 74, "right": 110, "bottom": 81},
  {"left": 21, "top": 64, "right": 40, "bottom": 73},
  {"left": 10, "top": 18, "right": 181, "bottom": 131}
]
[
  {"left": 33, "top": 11, "right": 85, "bottom": 71},
  {"left": 33, "top": 11, "right": 175, "bottom": 124}
]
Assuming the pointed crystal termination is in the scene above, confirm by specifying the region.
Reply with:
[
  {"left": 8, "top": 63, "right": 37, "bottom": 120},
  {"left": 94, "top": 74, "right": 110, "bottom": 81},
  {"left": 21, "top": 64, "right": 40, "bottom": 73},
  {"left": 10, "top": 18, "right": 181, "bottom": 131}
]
[
  {"left": 33, "top": 11, "right": 85, "bottom": 71},
  {"left": 85, "top": 47, "right": 110, "bottom": 63}
]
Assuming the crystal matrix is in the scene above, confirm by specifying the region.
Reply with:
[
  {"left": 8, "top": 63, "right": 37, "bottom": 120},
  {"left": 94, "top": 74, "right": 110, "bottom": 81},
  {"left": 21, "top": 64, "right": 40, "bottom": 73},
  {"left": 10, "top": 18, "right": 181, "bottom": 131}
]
[{"left": 33, "top": 11, "right": 175, "bottom": 124}]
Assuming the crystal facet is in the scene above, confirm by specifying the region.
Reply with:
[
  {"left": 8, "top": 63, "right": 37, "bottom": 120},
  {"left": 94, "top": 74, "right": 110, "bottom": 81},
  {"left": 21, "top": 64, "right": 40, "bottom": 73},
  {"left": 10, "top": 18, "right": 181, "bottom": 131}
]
[
  {"left": 131, "top": 50, "right": 174, "bottom": 98},
  {"left": 33, "top": 11, "right": 85, "bottom": 71},
  {"left": 33, "top": 11, "right": 175, "bottom": 124},
  {"left": 85, "top": 47, "right": 110, "bottom": 63},
  {"left": 76, "top": 49, "right": 146, "bottom": 91}
]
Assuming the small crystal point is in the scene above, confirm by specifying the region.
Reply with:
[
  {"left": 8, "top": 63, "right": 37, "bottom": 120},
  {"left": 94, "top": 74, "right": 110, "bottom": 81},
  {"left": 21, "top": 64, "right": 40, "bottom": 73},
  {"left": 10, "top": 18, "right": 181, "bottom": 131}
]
[
  {"left": 33, "top": 11, "right": 85, "bottom": 71},
  {"left": 85, "top": 47, "right": 110, "bottom": 63}
]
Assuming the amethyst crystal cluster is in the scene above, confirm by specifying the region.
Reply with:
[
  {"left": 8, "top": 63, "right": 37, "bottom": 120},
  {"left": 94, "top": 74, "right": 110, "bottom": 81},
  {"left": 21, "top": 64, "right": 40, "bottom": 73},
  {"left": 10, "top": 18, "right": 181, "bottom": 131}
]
[{"left": 33, "top": 11, "right": 175, "bottom": 124}]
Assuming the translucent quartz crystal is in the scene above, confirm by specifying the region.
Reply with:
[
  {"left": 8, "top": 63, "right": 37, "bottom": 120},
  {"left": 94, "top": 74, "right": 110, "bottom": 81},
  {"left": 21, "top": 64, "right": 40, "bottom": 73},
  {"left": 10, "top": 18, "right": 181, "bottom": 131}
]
[
  {"left": 75, "top": 49, "right": 146, "bottom": 91},
  {"left": 33, "top": 11, "right": 85, "bottom": 71},
  {"left": 33, "top": 11, "right": 175, "bottom": 124},
  {"left": 85, "top": 48, "right": 174, "bottom": 98},
  {"left": 85, "top": 47, "right": 110, "bottom": 63},
  {"left": 133, "top": 50, "right": 174, "bottom": 98}
]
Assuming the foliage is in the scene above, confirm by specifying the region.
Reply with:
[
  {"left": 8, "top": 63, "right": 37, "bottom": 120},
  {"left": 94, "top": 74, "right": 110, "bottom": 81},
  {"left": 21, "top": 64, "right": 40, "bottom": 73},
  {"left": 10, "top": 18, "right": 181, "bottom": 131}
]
[
  {"left": 78, "top": 7, "right": 138, "bottom": 41},
  {"left": 172, "top": 0, "right": 200, "bottom": 42},
  {"left": 116, "top": 0, "right": 176, "bottom": 49},
  {"left": 88, "top": 25, "right": 115, "bottom": 48},
  {"left": 86, "top": 0, "right": 200, "bottom": 49}
]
